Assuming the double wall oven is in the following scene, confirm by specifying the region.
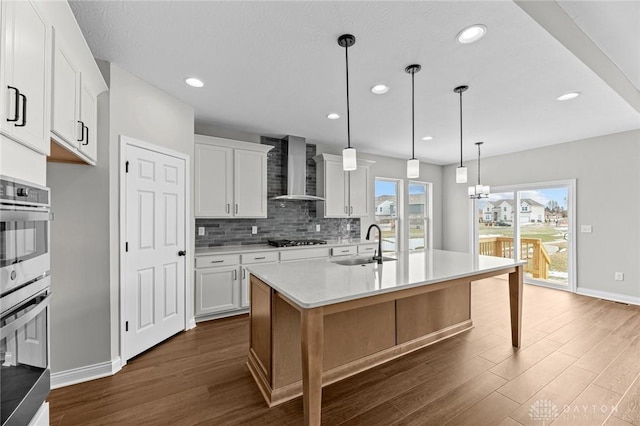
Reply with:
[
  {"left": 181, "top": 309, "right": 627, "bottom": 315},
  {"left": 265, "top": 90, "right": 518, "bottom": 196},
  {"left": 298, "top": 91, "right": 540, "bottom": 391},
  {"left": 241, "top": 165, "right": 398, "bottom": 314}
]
[{"left": 1, "top": 176, "right": 51, "bottom": 426}]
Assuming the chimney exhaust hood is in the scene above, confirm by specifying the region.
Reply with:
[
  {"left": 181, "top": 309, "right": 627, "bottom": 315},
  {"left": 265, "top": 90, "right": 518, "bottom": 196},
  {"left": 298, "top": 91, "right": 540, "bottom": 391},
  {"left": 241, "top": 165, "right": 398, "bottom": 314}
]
[{"left": 271, "top": 136, "right": 324, "bottom": 201}]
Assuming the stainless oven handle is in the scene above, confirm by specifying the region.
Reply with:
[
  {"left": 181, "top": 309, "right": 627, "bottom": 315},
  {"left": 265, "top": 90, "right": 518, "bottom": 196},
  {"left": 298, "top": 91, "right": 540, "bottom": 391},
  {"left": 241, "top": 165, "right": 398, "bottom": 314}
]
[
  {"left": 0, "top": 210, "right": 51, "bottom": 221},
  {"left": 0, "top": 294, "right": 49, "bottom": 340}
]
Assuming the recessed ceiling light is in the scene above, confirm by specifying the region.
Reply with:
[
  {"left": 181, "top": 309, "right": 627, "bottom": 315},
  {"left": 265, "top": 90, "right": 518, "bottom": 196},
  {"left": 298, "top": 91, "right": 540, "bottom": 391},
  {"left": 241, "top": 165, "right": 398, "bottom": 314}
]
[
  {"left": 556, "top": 92, "right": 580, "bottom": 101},
  {"left": 327, "top": 113, "right": 340, "bottom": 120},
  {"left": 421, "top": 136, "right": 433, "bottom": 141},
  {"left": 370, "top": 84, "right": 389, "bottom": 94},
  {"left": 185, "top": 77, "right": 204, "bottom": 88},
  {"left": 457, "top": 24, "right": 487, "bottom": 44}
]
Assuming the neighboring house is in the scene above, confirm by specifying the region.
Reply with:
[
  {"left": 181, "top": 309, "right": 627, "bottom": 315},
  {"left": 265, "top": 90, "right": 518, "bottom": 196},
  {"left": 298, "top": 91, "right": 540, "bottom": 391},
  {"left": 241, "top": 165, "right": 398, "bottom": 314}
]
[
  {"left": 376, "top": 199, "right": 396, "bottom": 216},
  {"left": 480, "top": 199, "right": 545, "bottom": 224}
]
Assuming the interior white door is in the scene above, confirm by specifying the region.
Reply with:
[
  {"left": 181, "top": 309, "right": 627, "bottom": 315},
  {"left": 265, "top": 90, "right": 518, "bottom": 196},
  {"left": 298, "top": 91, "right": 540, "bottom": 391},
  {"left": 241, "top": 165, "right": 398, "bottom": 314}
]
[{"left": 124, "top": 143, "right": 186, "bottom": 360}]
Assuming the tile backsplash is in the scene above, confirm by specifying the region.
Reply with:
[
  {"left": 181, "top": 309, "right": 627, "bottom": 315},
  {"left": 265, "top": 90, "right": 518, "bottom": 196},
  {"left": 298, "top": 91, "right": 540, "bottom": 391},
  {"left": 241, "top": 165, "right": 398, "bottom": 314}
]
[{"left": 195, "top": 137, "right": 360, "bottom": 247}]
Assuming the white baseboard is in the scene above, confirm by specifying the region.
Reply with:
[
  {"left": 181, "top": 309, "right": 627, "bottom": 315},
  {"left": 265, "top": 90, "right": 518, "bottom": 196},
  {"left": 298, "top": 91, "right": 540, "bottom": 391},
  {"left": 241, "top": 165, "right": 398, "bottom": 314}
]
[
  {"left": 51, "top": 357, "right": 122, "bottom": 389},
  {"left": 187, "top": 317, "right": 197, "bottom": 330},
  {"left": 577, "top": 287, "right": 640, "bottom": 306}
]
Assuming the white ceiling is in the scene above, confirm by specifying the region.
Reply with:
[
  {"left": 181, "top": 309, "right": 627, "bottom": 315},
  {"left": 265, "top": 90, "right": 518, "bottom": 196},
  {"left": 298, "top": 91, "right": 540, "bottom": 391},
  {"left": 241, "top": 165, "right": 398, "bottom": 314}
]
[{"left": 69, "top": 0, "right": 640, "bottom": 165}]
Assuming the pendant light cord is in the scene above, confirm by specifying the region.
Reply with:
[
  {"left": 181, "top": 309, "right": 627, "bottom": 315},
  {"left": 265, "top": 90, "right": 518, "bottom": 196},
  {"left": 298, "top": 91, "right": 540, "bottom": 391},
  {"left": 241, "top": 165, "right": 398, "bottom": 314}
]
[
  {"left": 411, "top": 71, "right": 415, "bottom": 159},
  {"left": 345, "top": 43, "right": 351, "bottom": 149},
  {"left": 477, "top": 143, "right": 481, "bottom": 185},
  {"left": 459, "top": 90, "right": 463, "bottom": 167}
]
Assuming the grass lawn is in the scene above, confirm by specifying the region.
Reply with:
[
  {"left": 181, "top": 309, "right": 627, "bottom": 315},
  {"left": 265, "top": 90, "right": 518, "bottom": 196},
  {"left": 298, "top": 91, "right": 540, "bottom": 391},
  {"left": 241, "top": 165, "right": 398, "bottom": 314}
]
[{"left": 479, "top": 222, "right": 567, "bottom": 243}]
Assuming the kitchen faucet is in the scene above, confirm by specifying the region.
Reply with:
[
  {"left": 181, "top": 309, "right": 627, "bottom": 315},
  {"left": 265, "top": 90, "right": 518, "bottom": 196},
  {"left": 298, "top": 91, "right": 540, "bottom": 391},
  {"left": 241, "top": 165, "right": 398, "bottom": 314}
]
[{"left": 365, "top": 224, "right": 383, "bottom": 264}]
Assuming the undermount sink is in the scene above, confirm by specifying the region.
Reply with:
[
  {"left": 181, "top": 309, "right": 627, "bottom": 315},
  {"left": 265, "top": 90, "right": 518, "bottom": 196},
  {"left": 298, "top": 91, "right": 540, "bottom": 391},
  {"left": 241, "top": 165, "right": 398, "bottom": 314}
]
[{"left": 331, "top": 256, "right": 397, "bottom": 266}]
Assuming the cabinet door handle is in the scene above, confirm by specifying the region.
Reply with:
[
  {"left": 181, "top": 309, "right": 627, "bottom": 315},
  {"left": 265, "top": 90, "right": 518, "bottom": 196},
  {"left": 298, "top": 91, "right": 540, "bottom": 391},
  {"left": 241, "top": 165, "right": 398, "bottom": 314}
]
[
  {"left": 242, "top": 269, "right": 246, "bottom": 279},
  {"left": 344, "top": 206, "right": 347, "bottom": 214},
  {"left": 6, "top": 86, "right": 20, "bottom": 122},
  {"left": 350, "top": 206, "right": 353, "bottom": 215},
  {"left": 77, "top": 121, "right": 85, "bottom": 142},
  {"left": 226, "top": 204, "right": 230, "bottom": 213},
  {"left": 16, "top": 93, "right": 26, "bottom": 127},
  {"left": 82, "top": 125, "right": 89, "bottom": 146},
  {"left": 235, "top": 204, "right": 238, "bottom": 214},
  {"left": 233, "top": 269, "right": 237, "bottom": 280}
]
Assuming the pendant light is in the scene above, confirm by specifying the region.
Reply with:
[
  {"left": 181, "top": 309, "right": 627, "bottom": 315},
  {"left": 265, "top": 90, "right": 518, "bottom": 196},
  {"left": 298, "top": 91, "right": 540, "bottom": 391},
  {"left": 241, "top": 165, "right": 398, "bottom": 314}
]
[
  {"left": 454, "top": 85, "right": 469, "bottom": 183},
  {"left": 405, "top": 64, "right": 421, "bottom": 179},
  {"left": 338, "top": 34, "right": 357, "bottom": 171},
  {"left": 468, "top": 142, "right": 490, "bottom": 198}
]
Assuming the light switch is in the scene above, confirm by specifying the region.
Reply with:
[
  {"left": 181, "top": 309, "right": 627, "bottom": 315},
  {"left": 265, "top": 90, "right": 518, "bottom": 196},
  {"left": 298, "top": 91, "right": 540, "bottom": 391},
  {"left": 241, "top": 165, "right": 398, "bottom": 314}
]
[
  {"left": 580, "top": 225, "right": 592, "bottom": 233},
  {"left": 252, "top": 226, "right": 257, "bottom": 234},
  {"left": 198, "top": 227, "right": 205, "bottom": 236}
]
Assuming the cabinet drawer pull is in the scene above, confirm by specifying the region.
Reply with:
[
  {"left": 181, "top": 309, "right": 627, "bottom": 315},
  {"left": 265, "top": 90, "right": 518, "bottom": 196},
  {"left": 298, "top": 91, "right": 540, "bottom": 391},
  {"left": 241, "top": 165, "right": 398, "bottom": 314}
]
[
  {"left": 341, "top": 250, "right": 349, "bottom": 253},
  {"left": 210, "top": 260, "right": 225, "bottom": 264},
  {"left": 6, "top": 86, "right": 19, "bottom": 122},
  {"left": 77, "top": 120, "right": 85, "bottom": 142},
  {"left": 16, "top": 93, "right": 26, "bottom": 127},
  {"left": 83, "top": 125, "right": 89, "bottom": 146},
  {"left": 254, "top": 256, "right": 266, "bottom": 260}
]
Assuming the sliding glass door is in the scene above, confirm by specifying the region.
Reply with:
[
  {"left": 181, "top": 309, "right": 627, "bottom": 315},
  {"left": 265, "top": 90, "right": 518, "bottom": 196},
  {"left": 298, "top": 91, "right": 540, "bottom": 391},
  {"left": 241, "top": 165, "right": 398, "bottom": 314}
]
[{"left": 474, "top": 180, "right": 576, "bottom": 291}]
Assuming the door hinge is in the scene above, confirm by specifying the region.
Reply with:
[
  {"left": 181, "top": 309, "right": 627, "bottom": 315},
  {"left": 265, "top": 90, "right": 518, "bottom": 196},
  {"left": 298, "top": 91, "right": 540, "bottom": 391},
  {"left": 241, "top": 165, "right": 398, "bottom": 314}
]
[
  {"left": 125, "top": 321, "right": 129, "bottom": 332},
  {"left": 125, "top": 161, "right": 129, "bottom": 173},
  {"left": 125, "top": 242, "right": 129, "bottom": 252}
]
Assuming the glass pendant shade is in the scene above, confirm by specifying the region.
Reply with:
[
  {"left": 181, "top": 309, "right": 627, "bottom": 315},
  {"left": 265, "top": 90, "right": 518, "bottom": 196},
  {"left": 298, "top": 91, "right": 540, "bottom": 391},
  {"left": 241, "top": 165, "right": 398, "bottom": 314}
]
[
  {"left": 456, "top": 166, "right": 467, "bottom": 183},
  {"left": 407, "top": 158, "right": 419, "bottom": 178},
  {"left": 468, "top": 141, "right": 490, "bottom": 199},
  {"left": 342, "top": 147, "right": 357, "bottom": 171}
]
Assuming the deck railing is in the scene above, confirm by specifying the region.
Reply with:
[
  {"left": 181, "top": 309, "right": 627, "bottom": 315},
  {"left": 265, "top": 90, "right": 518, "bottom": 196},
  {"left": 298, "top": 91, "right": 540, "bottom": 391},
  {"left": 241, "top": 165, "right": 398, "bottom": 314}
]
[{"left": 479, "top": 236, "right": 550, "bottom": 279}]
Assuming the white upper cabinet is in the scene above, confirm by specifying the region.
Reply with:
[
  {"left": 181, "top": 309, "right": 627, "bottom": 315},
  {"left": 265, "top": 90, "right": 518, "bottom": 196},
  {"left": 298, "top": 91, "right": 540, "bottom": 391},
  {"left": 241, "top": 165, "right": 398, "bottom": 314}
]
[
  {"left": 195, "top": 143, "right": 233, "bottom": 217},
  {"left": 195, "top": 135, "right": 273, "bottom": 218},
  {"left": 314, "top": 153, "right": 374, "bottom": 218},
  {"left": 0, "top": 0, "right": 51, "bottom": 155},
  {"left": 51, "top": 28, "right": 101, "bottom": 164}
]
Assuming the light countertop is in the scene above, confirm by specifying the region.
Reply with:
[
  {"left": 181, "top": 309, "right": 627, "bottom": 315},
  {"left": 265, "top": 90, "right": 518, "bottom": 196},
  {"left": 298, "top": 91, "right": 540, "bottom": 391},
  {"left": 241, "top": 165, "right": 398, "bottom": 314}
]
[
  {"left": 194, "top": 239, "right": 376, "bottom": 256},
  {"left": 247, "top": 249, "right": 525, "bottom": 308}
]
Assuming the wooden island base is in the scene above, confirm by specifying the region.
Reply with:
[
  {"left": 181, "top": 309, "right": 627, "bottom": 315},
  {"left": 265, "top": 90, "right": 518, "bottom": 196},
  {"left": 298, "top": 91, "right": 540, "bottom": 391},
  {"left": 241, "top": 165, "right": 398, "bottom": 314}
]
[{"left": 247, "top": 276, "right": 474, "bottom": 407}]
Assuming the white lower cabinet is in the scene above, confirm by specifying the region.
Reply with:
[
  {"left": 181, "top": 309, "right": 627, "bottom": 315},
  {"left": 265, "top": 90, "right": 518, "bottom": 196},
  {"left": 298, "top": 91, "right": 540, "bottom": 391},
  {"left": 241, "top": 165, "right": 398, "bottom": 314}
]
[{"left": 195, "top": 266, "right": 240, "bottom": 316}]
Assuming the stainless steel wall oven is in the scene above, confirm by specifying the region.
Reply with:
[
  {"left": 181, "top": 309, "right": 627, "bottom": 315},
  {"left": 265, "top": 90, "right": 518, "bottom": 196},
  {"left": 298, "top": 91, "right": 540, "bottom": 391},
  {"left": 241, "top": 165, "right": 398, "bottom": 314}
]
[{"left": 0, "top": 176, "right": 51, "bottom": 426}]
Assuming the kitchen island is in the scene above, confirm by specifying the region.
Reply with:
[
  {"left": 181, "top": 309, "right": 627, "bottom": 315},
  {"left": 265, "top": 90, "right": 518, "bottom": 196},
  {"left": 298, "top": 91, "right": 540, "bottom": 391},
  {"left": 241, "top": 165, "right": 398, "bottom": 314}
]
[{"left": 246, "top": 249, "right": 524, "bottom": 426}]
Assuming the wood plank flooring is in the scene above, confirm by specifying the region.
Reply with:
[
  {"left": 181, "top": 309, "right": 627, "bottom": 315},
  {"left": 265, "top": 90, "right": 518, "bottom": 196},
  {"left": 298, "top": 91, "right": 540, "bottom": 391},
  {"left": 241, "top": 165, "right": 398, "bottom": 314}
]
[{"left": 49, "top": 277, "right": 640, "bottom": 425}]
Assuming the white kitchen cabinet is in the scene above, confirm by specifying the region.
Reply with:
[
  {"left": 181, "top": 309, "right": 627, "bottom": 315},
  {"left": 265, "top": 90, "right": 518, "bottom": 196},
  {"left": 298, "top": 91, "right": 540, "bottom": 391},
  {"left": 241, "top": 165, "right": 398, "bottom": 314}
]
[
  {"left": 195, "top": 266, "right": 240, "bottom": 316},
  {"left": 0, "top": 0, "right": 51, "bottom": 155},
  {"left": 50, "top": 33, "right": 100, "bottom": 164},
  {"left": 314, "top": 153, "right": 375, "bottom": 218},
  {"left": 195, "top": 135, "right": 273, "bottom": 218},
  {"left": 279, "top": 247, "right": 331, "bottom": 262}
]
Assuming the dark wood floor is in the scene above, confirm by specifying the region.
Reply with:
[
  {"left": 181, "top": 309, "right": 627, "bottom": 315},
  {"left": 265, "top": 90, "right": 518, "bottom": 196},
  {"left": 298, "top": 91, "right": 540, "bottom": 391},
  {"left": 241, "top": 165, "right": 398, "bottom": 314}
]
[{"left": 49, "top": 277, "right": 640, "bottom": 425}]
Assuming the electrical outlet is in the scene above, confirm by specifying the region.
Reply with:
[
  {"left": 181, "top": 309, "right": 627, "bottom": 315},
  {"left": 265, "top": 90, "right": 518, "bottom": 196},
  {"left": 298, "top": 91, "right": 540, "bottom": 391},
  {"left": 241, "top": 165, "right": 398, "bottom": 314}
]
[
  {"left": 615, "top": 272, "right": 624, "bottom": 281},
  {"left": 251, "top": 226, "right": 257, "bottom": 235},
  {"left": 198, "top": 227, "right": 205, "bottom": 236},
  {"left": 316, "top": 224, "right": 321, "bottom": 232},
  {"left": 581, "top": 225, "right": 592, "bottom": 233},
  {"left": 346, "top": 223, "right": 351, "bottom": 231}
]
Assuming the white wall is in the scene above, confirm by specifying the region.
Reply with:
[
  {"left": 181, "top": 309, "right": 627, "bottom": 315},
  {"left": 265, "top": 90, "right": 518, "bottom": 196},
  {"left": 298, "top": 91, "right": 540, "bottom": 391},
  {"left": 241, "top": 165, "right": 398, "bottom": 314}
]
[
  {"left": 442, "top": 129, "right": 640, "bottom": 300},
  {"left": 47, "top": 63, "right": 194, "bottom": 375}
]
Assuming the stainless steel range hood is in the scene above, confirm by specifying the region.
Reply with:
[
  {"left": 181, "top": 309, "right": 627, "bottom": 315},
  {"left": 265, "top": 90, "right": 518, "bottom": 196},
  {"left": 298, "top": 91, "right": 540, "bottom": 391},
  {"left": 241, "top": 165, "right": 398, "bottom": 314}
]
[{"left": 270, "top": 135, "right": 324, "bottom": 201}]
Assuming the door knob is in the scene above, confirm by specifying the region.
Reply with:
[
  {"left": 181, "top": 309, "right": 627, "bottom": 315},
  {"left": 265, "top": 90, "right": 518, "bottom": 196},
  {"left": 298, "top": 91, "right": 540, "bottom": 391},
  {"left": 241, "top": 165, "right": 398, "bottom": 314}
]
[{"left": 178, "top": 250, "right": 186, "bottom": 256}]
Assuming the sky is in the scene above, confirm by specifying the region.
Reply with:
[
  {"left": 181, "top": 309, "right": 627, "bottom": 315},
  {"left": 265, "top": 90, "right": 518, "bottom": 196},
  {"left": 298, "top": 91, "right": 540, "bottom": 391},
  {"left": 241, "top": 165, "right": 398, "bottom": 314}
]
[{"left": 375, "top": 180, "right": 426, "bottom": 196}]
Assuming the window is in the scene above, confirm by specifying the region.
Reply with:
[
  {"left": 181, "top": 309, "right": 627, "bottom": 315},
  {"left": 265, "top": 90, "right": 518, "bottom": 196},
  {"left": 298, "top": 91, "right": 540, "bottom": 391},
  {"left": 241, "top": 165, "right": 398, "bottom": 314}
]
[
  {"left": 503, "top": 206, "right": 507, "bottom": 212},
  {"left": 409, "top": 182, "right": 427, "bottom": 250},
  {"left": 375, "top": 179, "right": 399, "bottom": 253}
]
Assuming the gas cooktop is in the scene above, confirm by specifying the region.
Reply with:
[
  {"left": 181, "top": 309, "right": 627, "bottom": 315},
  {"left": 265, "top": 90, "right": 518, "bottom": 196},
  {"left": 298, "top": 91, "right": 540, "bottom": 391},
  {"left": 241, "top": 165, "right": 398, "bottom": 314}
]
[{"left": 267, "top": 239, "right": 327, "bottom": 248}]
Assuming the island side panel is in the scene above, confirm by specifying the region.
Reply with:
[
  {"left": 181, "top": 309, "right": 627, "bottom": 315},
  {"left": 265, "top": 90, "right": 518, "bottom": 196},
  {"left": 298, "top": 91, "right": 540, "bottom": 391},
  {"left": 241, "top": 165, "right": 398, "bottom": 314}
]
[
  {"left": 272, "top": 295, "right": 396, "bottom": 388},
  {"left": 250, "top": 276, "right": 272, "bottom": 383},
  {"left": 395, "top": 281, "right": 471, "bottom": 344}
]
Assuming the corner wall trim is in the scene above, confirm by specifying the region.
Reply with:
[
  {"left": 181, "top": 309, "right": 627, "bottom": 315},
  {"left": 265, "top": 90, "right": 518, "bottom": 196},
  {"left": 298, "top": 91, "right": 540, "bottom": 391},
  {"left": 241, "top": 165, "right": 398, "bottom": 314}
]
[
  {"left": 187, "top": 317, "right": 197, "bottom": 330},
  {"left": 51, "top": 357, "right": 122, "bottom": 389},
  {"left": 577, "top": 287, "right": 640, "bottom": 306}
]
